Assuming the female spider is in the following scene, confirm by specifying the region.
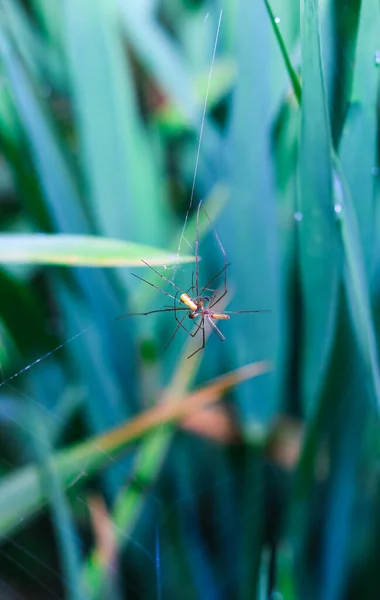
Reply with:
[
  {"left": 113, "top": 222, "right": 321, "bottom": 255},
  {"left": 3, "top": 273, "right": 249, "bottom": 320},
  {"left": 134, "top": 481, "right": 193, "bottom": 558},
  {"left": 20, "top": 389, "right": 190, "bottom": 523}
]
[{"left": 117, "top": 201, "right": 269, "bottom": 359}]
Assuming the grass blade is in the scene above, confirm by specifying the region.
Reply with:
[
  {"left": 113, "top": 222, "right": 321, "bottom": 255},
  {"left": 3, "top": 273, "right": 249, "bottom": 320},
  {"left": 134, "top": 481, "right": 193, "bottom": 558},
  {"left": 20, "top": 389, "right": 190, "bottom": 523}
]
[
  {"left": 0, "top": 234, "right": 195, "bottom": 267},
  {"left": 298, "top": 0, "right": 338, "bottom": 410}
]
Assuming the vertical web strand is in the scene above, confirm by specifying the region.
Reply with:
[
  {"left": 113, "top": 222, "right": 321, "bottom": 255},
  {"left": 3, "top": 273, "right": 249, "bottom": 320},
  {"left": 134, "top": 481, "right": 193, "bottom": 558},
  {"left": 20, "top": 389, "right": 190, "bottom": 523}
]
[{"left": 176, "top": 10, "right": 223, "bottom": 262}]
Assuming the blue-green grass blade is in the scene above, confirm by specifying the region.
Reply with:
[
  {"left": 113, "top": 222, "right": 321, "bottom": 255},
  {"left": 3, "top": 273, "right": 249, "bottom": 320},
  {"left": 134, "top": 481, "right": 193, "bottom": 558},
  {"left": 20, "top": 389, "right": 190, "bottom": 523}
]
[
  {"left": 2, "top": 0, "right": 65, "bottom": 93},
  {"left": 0, "top": 26, "right": 88, "bottom": 233},
  {"left": 218, "top": 0, "right": 279, "bottom": 430},
  {"left": 298, "top": 0, "right": 339, "bottom": 412},
  {"left": 333, "top": 160, "right": 380, "bottom": 414},
  {"left": 319, "top": 0, "right": 361, "bottom": 146},
  {"left": 119, "top": 4, "right": 224, "bottom": 170},
  {"left": 319, "top": 379, "right": 365, "bottom": 600},
  {"left": 119, "top": 4, "right": 201, "bottom": 125},
  {"left": 218, "top": 2, "right": 279, "bottom": 597},
  {"left": 338, "top": 0, "right": 380, "bottom": 277},
  {"left": 154, "top": 57, "right": 236, "bottom": 134},
  {"left": 63, "top": 0, "right": 171, "bottom": 248},
  {"left": 30, "top": 0, "right": 65, "bottom": 56},
  {"left": 29, "top": 404, "right": 82, "bottom": 600}
]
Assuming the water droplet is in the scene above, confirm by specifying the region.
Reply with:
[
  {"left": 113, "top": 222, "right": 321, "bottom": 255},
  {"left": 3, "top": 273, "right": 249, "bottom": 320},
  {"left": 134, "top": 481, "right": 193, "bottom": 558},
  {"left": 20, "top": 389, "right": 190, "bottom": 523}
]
[
  {"left": 372, "top": 166, "right": 379, "bottom": 176},
  {"left": 163, "top": 264, "right": 167, "bottom": 270},
  {"left": 334, "top": 204, "right": 342, "bottom": 214},
  {"left": 374, "top": 51, "right": 380, "bottom": 66},
  {"left": 294, "top": 212, "right": 303, "bottom": 221},
  {"left": 274, "top": 16, "right": 281, "bottom": 24}
]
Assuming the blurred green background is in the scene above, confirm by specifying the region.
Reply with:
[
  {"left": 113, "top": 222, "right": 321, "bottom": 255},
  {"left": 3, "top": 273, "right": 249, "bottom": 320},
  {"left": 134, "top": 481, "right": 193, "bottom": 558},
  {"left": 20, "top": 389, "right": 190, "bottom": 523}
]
[{"left": 0, "top": 0, "right": 379, "bottom": 598}]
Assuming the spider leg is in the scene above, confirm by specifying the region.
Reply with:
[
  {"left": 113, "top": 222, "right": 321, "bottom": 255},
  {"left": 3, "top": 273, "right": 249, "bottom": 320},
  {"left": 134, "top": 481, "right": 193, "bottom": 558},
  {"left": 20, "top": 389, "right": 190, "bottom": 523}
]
[
  {"left": 198, "top": 263, "right": 230, "bottom": 298},
  {"left": 187, "top": 318, "right": 206, "bottom": 359},
  {"left": 131, "top": 272, "right": 180, "bottom": 303},
  {"left": 189, "top": 314, "right": 205, "bottom": 337},
  {"left": 165, "top": 310, "right": 190, "bottom": 350},
  {"left": 223, "top": 310, "right": 271, "bottom": 314},
  {"left": 116, "top": 307, "right": 179, "bottom": 321},
  {"left": 140, "top": 260, "right": 187, "bottom": 295}
]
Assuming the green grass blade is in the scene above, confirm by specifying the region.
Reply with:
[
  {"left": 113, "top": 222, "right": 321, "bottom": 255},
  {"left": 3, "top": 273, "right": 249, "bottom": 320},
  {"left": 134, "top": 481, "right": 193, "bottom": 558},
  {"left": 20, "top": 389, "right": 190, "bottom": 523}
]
[
  {"left": 0, "top": 234, "right": 194, "bottom": 267},
  {"left": 264, "top": 0, "right": 302, "bottom": 103},
  {"left": 298, "top": 0, "right": 338, "bottom": 410}
]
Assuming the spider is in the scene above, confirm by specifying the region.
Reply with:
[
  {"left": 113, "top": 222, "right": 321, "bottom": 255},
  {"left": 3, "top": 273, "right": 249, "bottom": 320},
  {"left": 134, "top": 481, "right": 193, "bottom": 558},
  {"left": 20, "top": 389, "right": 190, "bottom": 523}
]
[{"left": 117, "top": 201, "right": 269, "bottom": 359}]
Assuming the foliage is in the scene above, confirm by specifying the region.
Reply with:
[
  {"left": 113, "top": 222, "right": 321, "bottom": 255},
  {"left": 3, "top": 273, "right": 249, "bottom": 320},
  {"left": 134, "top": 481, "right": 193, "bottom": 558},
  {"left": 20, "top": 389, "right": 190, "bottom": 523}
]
[{"left": 0, "top": 0, "right": 379, "bottom": 598}]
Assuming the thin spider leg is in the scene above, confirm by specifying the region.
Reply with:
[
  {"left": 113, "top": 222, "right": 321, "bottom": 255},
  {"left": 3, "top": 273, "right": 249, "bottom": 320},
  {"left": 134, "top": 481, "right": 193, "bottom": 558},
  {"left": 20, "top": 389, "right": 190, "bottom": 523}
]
[
  {"left": 189, "top": 314, "right": 206, "bottom": 337},
  {"left": 209, "top": 283, "right": 230, "bottom": 309},
  {"left": 115, "top": 308, "right": 179, "bottom": 321},
  {"left": 131, "top": 273, "right": 180, "bottom": 303},
  {"left": 165, "top": 311, "right": 189, "bottom": 350},
  {"left": 175, "top": 298, "right": 205, "bottom": 338},
  {"left": 209, "top": 288, "right": 228, "bottom": 309},
  {"left": 223, "top": 310, "right": 272, "bottom": 314},
  {"left": 200, "top": 263, "right": 230, "bottom": 309},
  {"left": 140, "top": 260, "right": 187, "bottom": 295},
  {"left": 187, "top": 318, "right": 206, "bottom": 359},
  {"left": 199, "top": 263, "right": 230, "bottom": 298}
]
